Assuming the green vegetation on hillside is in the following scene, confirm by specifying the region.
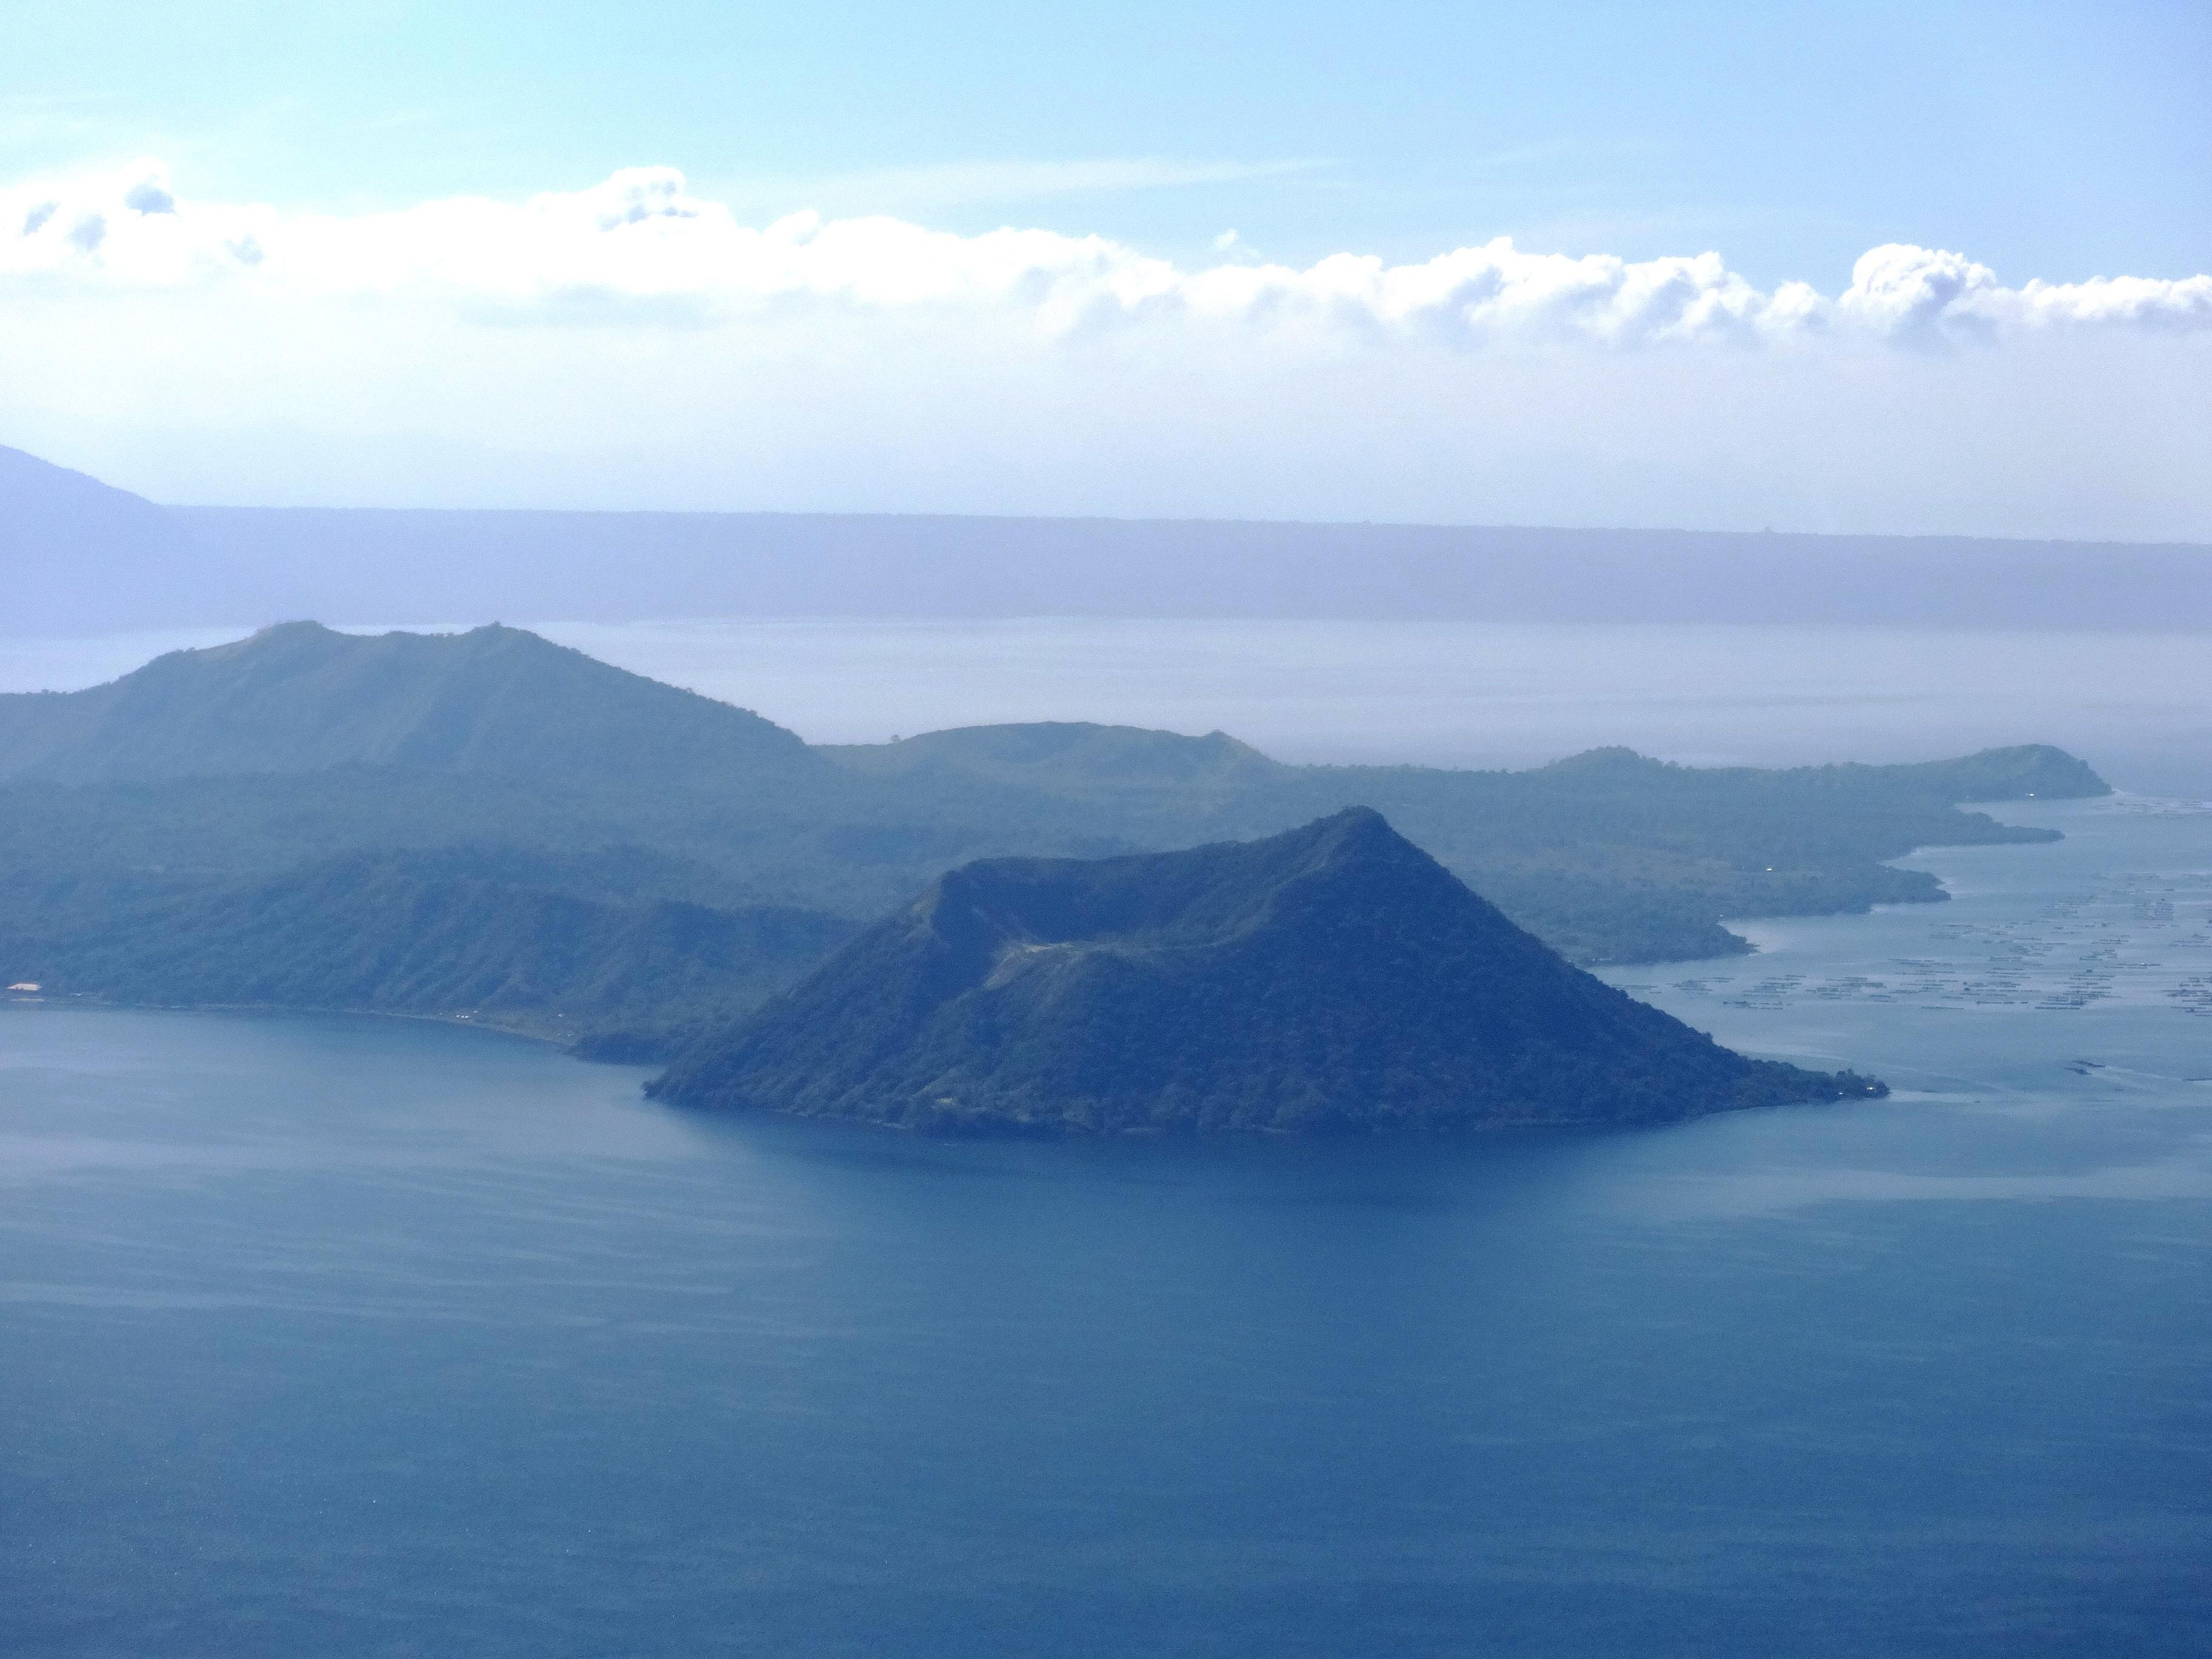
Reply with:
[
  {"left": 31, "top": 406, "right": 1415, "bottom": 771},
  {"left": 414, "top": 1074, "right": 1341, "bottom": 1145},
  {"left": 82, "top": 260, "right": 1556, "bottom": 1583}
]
[
  {"left": 0, "top": 624, "right": 2111, "bottom": 1056},
  {"left": 652, "top": 810, "right": 1886, "bottom": 1134},
  {"left": 0, "top": 846, "right": 856, "bottom": 1054}
]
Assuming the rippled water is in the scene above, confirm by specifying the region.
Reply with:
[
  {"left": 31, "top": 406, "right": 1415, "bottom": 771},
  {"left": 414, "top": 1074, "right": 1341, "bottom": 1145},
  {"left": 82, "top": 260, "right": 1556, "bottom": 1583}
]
[{"left": 4, "top": 797, "right": 2208, "bottom": 1656}]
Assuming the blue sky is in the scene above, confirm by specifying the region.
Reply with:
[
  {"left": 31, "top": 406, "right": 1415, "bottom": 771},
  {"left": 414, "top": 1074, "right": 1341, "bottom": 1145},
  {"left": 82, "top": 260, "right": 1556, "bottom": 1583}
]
[
  {"left": 3, "top": 2, "right": 2208, "bottom": 533},
  {"left": 10, "top": 1, "right": 2207, "bottom": 281}
]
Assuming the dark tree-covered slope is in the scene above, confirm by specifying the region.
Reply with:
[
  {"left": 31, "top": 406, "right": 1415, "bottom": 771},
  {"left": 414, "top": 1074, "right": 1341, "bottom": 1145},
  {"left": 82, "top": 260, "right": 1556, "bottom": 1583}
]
[
  {"left": 651, "top": 810, "right": 1883, "bottom": 1134},
  {"left": 0, "top": 846, "right": 857, "bottom": 1052}
]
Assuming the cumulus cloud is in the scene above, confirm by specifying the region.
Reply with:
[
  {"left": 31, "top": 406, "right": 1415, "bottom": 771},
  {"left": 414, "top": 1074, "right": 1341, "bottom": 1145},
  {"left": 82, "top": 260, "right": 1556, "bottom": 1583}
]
[
  {"left": 1838, "top": 242, "right": 2212, "bottom": 340},
  {"left": 2, "top": 159, "right": 2206, "bottom": 539},
  {"left": 4, "top": 159, "right": 2207, "bottom": 348}
]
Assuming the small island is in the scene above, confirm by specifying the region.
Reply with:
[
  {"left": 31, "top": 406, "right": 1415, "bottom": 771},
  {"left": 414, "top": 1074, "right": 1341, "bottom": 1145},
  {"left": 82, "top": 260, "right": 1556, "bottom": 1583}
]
[{"left": 650, "top": 809, "right": 1885, "bottom": 1134}]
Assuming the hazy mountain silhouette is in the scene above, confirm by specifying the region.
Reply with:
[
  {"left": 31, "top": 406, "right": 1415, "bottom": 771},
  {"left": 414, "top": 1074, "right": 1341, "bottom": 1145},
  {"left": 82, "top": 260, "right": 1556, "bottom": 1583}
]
[
  {"left": 650, "top": 809, "right": 1883, "bottom": 1133},
  {"left": 826, "top": 722, "right": 1284, "bottom": 805},
  {"left": 0, "top": 620, "right": 819, "bottom": 786},
  {"left": 7, "top": 443, "right": 2208, "bottom": 634},
  {"left": 0, "top": 445, "right": 211, "bottom": 634}
]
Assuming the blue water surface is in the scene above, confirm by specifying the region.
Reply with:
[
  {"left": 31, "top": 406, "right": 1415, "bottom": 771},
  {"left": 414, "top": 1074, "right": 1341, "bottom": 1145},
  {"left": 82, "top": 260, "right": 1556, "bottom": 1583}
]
[{"left": 4, "top": 800, "right": 2209, "bottom": 1657}]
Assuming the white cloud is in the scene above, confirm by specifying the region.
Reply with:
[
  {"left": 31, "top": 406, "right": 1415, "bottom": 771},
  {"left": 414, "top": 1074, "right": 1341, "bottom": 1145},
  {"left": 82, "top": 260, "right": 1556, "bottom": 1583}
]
[
  {"left": 5, "top": 160, "right": 2208, "bottom": 347},
  {"left": 1838, "top": 242, "right": 2212, "bottom": 340},
  {"left": 2, "top": 161, "right": 2207, "bottom": 538}
]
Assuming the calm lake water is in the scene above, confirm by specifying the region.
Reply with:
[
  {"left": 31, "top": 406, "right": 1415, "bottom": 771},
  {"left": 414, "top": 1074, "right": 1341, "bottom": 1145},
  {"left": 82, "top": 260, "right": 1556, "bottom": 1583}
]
[{"left": 4, "top": 796, "right": 2209, "bottom": 1656}]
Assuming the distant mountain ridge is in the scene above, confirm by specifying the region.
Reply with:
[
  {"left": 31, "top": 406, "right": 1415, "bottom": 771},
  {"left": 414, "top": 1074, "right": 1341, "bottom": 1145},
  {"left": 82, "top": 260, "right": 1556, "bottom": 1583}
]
[
  {"left": 0, "top": 621, "right": 817, "bottom": 786},
  {"left": 6, "top": 443, "right": 2208, "bottom": 634},
  {"left": 1, "top": 446, "right": 210, "bottom": 635},
  {"left": 651, "top": 809, "right": 1883, "bottom": 1133}
]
